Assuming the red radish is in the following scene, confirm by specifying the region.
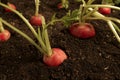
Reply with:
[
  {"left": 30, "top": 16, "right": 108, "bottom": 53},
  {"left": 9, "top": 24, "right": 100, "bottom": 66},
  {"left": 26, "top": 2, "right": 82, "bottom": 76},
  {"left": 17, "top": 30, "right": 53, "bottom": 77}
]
[
  {"left": 57, "top": 3, "right": 63, "bottom": 9},
  {"left": 29, "top": 14, "right": 42, "bottom": 26},
  {"left": 0, "top": 30, "right": 11, "bottom": 42},
  {"left": 5, "top": 3, "right": 16, "bottom": 12},
  {"left": 43, "top": 48, "right": 67, "bottom": 66},
  {"left": 69, "top": 23, "right": 95, "bottom": 38},
  {"left": 98, "top": 7, "right": 111, "bottom": 15}
]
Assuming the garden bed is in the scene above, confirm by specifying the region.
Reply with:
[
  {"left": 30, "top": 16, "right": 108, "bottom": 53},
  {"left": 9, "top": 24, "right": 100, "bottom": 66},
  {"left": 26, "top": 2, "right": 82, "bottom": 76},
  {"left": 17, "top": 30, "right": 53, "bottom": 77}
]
[{"left": 0, "top": 0, "right": 120, "bottom": 80}]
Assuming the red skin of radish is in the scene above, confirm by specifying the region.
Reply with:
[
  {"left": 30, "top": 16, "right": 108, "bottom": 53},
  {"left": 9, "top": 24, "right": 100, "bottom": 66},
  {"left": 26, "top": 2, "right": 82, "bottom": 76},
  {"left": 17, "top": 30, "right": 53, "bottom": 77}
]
[
  {"left": 29, "top": 14, "right": 42, "bottom": 26},
  {"left": 43, "top": 48, "right": 67, "bottom": 66},
  {"left": 69, "top": 23, "right": 95, "bottom": 38},
  {"left": 5, "top": 3, "right": 16, "bottom": 12},
  {"left": 0, "top": 30, "right": 11, "bottom": 42},
  {"left": 57, "top": 3, "right": 63, "bottom": 9},
  {"left": 98, "top": 7, "right": 111, "bottom": 15}
]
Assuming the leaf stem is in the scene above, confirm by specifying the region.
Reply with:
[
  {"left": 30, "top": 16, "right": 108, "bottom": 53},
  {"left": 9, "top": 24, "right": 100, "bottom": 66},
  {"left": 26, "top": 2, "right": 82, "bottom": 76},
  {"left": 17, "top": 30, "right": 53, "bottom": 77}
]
[
  {"left": 0, "top": 20, "right": 4, "bottom": 32},
  {"left": 84, "top": 4, "right": 120, "bottom": 11},
  {"left": 0, "top": 2, "right": 48, "bottom": 52},
  {"left": 35, "top": 0, "right": 40, "bottom": 16},
  {"left": 41, "top": 16, "right": 52, "bottom": 56},
  {"left": 46, "top": 19, "right": 62, "bottom": 28},
  {"left": 37, "top": 27, "right": 47, "bottom": 52},
  {"left": 88, "top": 8, "right": 120, "bottom": 43},
  {"left": 0, "top": 2, "right": 38, "bottom": 38},
  {"left": 79, "top": 5, "right": 83, "bottom": 23},
  {"left": 61, "top": 0, "right": 69, "bottom": 9},
  {"left": 82, "top": 7, "right": 98, "bottom": 22},
  {"left": 0, "top": 18, "right": 46, "bottom": 54},
  {"left": 107, "top": 21, "right": 120, "bottom": 43},
  {"left": 111, "top": 22, "right": 120, "bottom": 33}
]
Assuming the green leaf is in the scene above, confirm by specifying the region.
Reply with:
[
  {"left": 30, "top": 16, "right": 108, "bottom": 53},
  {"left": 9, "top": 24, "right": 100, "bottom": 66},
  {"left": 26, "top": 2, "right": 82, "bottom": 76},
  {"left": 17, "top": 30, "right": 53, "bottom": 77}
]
[
  {"left": 51, "top": 14, "right": 56, "bottom": 21},
  {"left": 61, "top": 9, "right": 80, "bottom": 27}
]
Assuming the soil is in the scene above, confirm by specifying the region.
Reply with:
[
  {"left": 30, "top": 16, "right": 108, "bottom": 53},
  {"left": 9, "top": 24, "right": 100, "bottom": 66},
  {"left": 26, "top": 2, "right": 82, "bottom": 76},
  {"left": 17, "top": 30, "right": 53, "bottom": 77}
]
[{"left": 0, "top": 0, "right": 120, "bottom": 80}]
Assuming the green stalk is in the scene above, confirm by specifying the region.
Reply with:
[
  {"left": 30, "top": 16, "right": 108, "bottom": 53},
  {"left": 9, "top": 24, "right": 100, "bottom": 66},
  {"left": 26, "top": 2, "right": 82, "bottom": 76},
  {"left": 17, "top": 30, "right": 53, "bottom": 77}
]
[
  {"left": 46, "top": 19, "right": 62, "bottom": 27},
  {"left": 79, "top": 5, "right": 84, "bottom": 23},
  {"left": 0, "top": 18, "right": 46, "bottom": 54},
  {"left": 35, "top": 0, "right": 40, "bottom": 16},
  {"left": 111, "top": 22, "right": 120, "bottom": 33},
  {"left": 62, "top": 0, "right": 65, "bottom": 4},
  {"left": 0, "top": 2, "right": 38, "bottom": 38},
  {"left": 0, "top": 20, "right": 4, "bottom": 32},
  {"left": 81, "top": 0, "right": 86, "bottom": 22},
  {"left": 34, "top": 0, "right": 47, "bottom": 52},
  {"left": 82, "top": 7, "right": 98, "bottom": 22},
  {"left": 86, "top": 17, "right": 120, "bottom": 42},
  {"left": 61, "top": 0, "right": 69, "bottom": 9},
  {"left": 86, "top": 16, "right": 120, "bottom": 28},
  {"left": 107, "top": 21, "right": 120, "bottom": 43},
  {"left": 80, "top": 0, "right": 95, "bottom": 23},
  {"left": 88, "top": 8, "right": 120, "bottom": 43},
  {"left": 34, "top": 0, "right": 48, "bottom": 51},
  {"left": 85, "top": 4, "right": 120, "bottom": 11},
  {"left": 88, "top": 8, "right": 105, "bottom": 17},
  {"left": 37, "top": 27, "right": 47, "bottom": 52},
  {"left": 81, "top": 0, "right": 86, "bottom": 5},
  {"left": 0, "top": 2, "right": 47, "bottom": 51},
  {"left": 41, "top": 16, "right": 52, "bottom": 56}
]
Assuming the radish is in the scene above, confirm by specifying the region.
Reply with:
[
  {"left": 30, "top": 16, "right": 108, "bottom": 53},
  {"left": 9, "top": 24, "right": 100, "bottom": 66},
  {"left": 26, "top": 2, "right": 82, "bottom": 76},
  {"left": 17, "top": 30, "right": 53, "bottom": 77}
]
[
  {"left": 98, "top": 7, "right": 111, "bottom": 15},
  {"left": 0, "top": 30, "right": 11, "bottom": 41},
  {"left": 43, "top": 48, "right": 67, "bottom": 66},
  {"left": 0, "top": 1, "right": 68, "bottom": 67},
  {"left": 57, "top": 3, "right": 63, "bottom": 9},
  {"left": 69, "top": 23, "right": 95, "bottom": 38},
  {"left": 29, "top": 0, "right": 42, "bottom": 26},
  {"left": 5, "top": 3, "right": 16, "bottom": 12},
  {"left": 29, "top": 14, "right": 42, "bottom": 26}
]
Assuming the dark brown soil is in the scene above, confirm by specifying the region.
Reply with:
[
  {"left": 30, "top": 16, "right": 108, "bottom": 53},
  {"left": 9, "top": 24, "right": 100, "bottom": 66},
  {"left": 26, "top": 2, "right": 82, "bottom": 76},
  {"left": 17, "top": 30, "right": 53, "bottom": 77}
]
[{"left": 0, "top": 0, "right": 120, "bottom": 80}]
